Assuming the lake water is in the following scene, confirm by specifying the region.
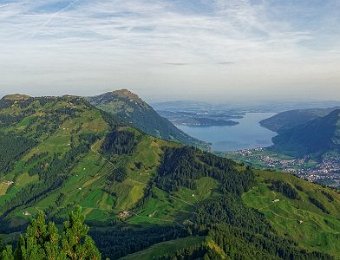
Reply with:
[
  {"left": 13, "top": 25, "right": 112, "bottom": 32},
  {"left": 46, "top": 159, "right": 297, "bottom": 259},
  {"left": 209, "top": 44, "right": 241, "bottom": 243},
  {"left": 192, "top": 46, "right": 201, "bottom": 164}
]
[{"left": 177, "top": 113, "right": 277, "bottom": 152}]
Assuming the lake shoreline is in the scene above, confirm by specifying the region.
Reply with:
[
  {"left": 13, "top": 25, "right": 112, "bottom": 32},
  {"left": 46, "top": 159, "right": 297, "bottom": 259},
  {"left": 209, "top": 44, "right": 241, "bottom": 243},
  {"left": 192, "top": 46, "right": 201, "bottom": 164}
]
[{"left": 177, "top": 113, "right": 277, "bottom": 152}]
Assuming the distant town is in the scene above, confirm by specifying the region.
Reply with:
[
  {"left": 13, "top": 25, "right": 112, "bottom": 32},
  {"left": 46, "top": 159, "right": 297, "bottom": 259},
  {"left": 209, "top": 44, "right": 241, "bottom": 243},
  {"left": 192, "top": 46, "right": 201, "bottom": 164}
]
[{"left": 225, "top": 148, "right": 340, "bottom": 189}]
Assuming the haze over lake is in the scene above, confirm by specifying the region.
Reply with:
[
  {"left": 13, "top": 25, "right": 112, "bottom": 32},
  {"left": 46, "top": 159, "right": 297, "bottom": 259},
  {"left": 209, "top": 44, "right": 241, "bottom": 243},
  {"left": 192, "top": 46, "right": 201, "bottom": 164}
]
[{"left": 177, "top": 113, "right": 277, "bottom": 152}]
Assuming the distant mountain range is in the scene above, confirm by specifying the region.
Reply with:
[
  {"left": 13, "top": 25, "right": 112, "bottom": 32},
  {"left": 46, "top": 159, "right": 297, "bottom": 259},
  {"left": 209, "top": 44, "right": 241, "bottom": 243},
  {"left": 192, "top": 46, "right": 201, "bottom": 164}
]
[
  {"left": 0, "top": 92, "right": 339, "bottom": 258},
  {"left": 262, "top": 108, "right": 340, "bottom": 158},
  {"left": 87, "top": 89, "right": 207, "bottom": 148}
]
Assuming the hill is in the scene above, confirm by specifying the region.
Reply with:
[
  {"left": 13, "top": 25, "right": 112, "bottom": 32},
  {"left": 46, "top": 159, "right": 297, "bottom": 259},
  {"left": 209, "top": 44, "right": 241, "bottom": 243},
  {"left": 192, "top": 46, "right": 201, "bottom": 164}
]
[
  {"left": 87, "top": 89, "right": 207, "bottom": 148},
  {"left": 260, "top": 107, "right": 339, "bottom": 133},
  {"left": 0, "top": 95, "right": 339, "bottom": 259},
  {"left": 271, "top": 109, "right": 340, "bottom": 158}
]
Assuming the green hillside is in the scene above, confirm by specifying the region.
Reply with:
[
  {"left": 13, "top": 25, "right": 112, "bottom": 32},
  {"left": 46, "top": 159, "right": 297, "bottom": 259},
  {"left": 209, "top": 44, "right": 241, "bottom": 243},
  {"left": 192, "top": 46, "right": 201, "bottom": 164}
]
[
  {"left": 243, "top": 170, "right": 340, "bottom": 256},
  {"left": 87, "top": 89, "right": 207, "bottom": 148},
  {"left": 0, "top": 95, "right": 339, "bottom": 259},
  {"left": 271, "top": 109, "right": 340, "bottom": 158},
  {"left": 260, "top": 107, "right": 339, "bottom": 133}
]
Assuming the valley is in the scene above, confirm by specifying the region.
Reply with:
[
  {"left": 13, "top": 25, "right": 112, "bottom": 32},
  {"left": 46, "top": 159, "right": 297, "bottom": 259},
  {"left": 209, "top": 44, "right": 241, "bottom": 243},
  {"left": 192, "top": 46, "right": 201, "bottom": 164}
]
[{"left": 0, "top": 93, "right": 339, "bottom": 259}]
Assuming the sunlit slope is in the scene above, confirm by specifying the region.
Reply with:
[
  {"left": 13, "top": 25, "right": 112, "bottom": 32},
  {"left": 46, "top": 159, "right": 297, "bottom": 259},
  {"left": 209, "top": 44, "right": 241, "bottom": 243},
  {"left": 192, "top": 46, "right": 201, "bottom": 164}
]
[
  {"left": 0, "top": 95, "right": 211, "bottom": 229},
  {"left": 243, "top": 170, "right": 340, "bottom": 256},
  {"left": 87, "top": 89, "right": 207, "bottom": 148},
  {"left": 0, "top": 95, "right": 169, "bottom": 225},
  {"left": 126, "top": 169, "right": 340, "bottom": 259}
]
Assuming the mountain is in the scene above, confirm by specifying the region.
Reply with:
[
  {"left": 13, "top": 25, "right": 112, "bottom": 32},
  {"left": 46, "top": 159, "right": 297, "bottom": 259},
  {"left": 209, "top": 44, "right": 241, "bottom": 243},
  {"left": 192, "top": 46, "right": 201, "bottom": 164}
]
[
  {"left": 87, "top": 89, "right": 207, "bottom": 148},
  {"left": 260, "top": 107, "right": 339, "bottom": 133},
  {"left": 0, "top": 94, "right": 339, "bottom": 259},
  {"left": 271, "top": 109, "right": 340, "bottom": 158}
]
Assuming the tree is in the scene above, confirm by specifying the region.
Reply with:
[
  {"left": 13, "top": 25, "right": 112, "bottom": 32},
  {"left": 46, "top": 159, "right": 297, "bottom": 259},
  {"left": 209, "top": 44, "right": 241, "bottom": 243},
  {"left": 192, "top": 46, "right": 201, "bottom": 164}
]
[
  {"left": 1, "top": 246, "right": 14, "bottom": 260},
  {"left": 14, "top": 212, "right": 61, "bottom": 259},
  {"left": 61, "top": 207, "right": 100, "bottom": 260},
  {"left": 1, "top": 208, "right": 101, "bottom": 260}
]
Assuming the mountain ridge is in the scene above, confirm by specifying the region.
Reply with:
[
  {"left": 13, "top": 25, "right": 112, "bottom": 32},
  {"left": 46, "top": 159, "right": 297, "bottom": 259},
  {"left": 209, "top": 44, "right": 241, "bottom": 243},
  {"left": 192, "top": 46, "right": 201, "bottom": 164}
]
[
  {"left": 0, "top": 94, "right": 339, "bottom": 259},
  {"left": 271, "top": 109, "right": 340, "bottom": 158},
  {"left": 261, "top": 107, "right": 340, "bottom": 133},
  {"left": 87, "top": 89, "right": 208, "bottom": 148}
]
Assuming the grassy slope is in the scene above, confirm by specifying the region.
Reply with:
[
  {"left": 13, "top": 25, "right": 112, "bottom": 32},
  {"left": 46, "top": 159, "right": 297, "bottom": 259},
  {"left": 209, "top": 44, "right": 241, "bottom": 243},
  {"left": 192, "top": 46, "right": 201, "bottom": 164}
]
[
  {"left": 0, "top": 98, "right": 115, "bottom": 224},
  {"left": 0, "top": 96, "right": 208, "bottom": 227},
  {"left": 242, "top": 170, "right": 340, "bottom": 256},
  {"left": 127, "top": 176, "right": 219, "bottom": 226}
]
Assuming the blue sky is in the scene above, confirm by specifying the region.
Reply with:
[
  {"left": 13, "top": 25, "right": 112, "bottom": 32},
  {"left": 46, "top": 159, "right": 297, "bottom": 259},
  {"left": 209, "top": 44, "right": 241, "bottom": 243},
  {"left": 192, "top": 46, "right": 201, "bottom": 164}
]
[{"left": 0, "top": 0, "right": 339, "bottom": 101}]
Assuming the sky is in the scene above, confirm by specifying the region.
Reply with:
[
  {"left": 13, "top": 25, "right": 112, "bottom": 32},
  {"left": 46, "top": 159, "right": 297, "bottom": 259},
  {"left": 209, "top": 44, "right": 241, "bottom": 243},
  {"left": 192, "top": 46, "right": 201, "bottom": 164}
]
[{"left": 0, "top": 0, "right": 340, "bottom": 102}]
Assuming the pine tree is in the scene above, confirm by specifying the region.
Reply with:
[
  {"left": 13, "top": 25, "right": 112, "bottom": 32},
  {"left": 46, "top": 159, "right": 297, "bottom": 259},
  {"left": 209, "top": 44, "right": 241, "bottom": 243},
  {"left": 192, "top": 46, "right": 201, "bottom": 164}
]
[
  {"left": 0, "top": 208, "right": 101, "bottom": 260},
  {"left": 1, "top": 246, "right": 14, "bottom": 260},
  {"left": 15, "top": 211, "right": 61, "bottom": 259},
  {"left": 61, "top": 207, "right": 101, "bottom": 260}
]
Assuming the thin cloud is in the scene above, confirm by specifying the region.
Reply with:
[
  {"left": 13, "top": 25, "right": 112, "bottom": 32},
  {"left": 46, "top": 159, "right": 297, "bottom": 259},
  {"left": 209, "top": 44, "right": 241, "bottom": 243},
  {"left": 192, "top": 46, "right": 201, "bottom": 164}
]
[
  {"left": 31, "top": 0, "right": 82, "bottom": 38},
  {"left": 0, "top": 0, "right": 339, "bottom": 100}
]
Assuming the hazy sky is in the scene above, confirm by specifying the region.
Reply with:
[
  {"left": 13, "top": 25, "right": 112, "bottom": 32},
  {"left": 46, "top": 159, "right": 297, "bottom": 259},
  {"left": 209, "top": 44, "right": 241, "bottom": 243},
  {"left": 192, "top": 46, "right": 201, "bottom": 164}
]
[{"left": 0, "top": 0, "right": 340, "bottom": 102}]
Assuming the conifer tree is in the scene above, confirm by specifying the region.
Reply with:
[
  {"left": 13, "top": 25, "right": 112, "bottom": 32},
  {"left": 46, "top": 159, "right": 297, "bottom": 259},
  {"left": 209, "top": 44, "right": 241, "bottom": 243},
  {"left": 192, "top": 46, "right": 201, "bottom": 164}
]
[
  {"left": 0, "top": 208, "right": 100, "bottom": 260},
  {"left": 61, "top": 207, "right": 100, "bottom": 260}
]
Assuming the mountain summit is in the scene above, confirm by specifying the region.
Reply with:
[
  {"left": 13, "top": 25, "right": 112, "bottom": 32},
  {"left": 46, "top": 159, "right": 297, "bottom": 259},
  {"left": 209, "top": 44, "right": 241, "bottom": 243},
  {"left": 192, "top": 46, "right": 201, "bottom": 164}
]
[{"left": 87, "top": 89, "right": 207, "bottom": 148}]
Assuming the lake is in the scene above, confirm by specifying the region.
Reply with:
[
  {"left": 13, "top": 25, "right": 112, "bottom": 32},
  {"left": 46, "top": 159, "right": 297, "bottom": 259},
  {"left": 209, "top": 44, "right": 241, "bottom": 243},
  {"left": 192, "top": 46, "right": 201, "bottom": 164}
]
[{"left": 177, "top": 113, "right": 277, "bottom": 152}]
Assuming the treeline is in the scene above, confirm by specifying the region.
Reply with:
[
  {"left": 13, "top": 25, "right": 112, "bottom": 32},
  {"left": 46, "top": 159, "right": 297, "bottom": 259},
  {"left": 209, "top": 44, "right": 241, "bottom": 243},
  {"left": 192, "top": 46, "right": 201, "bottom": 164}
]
[
  {"left": 90, "top": 226, "right": 187, "bottom": 259},
  {"left": 101, "top": 130, "right": 137, "bottom": 155},
  {"left": 156, "top": 147, "right": 254, "bottom": 195},
  {"left": 0, "top": 134, "right": 36, "bottom": 173},
  {"left": 268, "top": 180, "right": 300, "bottom": 199},
  {"left": 321, "top": 190, "right": 334, "bottom": 202},
  {"left": 308, "top": 196, "right": 330, "bottom": 214},
  {"left": 205, "top": 224, "right": 331, "bottom": 260},
  {"left": 192, "top": 195, "right": 270, "bottom": 235},
  {"left": 161, "top": 244, "right": 208, "bottom": 259}
]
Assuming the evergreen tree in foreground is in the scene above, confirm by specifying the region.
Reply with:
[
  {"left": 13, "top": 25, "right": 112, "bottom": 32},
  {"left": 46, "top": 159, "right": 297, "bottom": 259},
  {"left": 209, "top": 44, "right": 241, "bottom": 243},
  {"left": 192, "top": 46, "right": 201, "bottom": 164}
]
[{"left": 1, "top": 207, "right": 100, "bottom": 260}]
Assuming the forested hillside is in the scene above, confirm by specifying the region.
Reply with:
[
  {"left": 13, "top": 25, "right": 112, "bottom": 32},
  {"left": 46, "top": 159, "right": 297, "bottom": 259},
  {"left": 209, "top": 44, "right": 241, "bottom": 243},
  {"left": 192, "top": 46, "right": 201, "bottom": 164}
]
[
  {"left": 0, "top": 94, "right": 339, "bottom": 259},
  {"left": 260, "top": 107, "right": 339, "bottom": 133},
  {"left": 271, "top": 109, "right": 340, "bottom": 158}
]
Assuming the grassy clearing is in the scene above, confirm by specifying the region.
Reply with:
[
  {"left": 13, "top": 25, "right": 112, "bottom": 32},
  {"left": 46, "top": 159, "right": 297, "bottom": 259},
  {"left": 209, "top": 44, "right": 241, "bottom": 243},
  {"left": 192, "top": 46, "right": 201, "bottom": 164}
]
[
  {"left": 0, "top": 182, "right": 12, "bottom": 196},
  {"left": 112, "top": 178, "right": 145, "bottom": 211},
  {"left": 127, "top": 177, "right": 219, "bottom": 226},
  {"left": 127, "top": 187, "right": 187, "bottom": 226},
  {"left": 175, "top": 177, "right": 219, "bottom": 204},
  {"left": 14, "top": 172, "right": 39, "bottom": 188}
]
